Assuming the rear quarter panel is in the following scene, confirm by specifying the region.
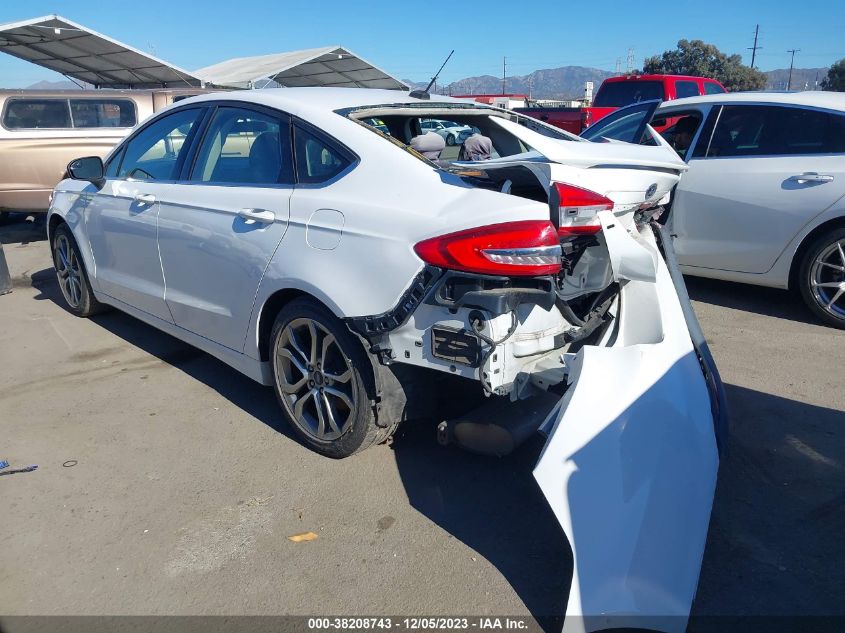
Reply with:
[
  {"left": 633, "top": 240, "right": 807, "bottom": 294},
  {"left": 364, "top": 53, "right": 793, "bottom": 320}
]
[{"left": 243, "top": 116, "right": 551, "bottom": 359}]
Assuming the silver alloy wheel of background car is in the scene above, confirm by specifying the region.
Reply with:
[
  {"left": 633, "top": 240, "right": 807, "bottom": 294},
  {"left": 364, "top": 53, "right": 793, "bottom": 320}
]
[
  {"left": 273, "top": 317, "right": 358, "bottom": 442},
  {"left": 809, "top": 238, "right": 845, "bottom": 320},
  {"left": 54, "top": 233, "right": 83, "bottom": 309},
  {"left": 446, "top": 133, "right": 456, "bottom": 146}
]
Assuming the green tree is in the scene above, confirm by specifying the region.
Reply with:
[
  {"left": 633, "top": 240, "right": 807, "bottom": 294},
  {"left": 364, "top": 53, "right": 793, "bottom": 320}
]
[
  {"left": 821, "top": 59, "right": 845, "bottom": 91},
  {"left": 643, "top": 39, "right": 767, "bottom": 91}
]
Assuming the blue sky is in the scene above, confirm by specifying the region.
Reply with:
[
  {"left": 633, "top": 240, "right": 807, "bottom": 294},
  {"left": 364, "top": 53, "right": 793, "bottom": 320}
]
[{"left": 1, "top": 0, "right": 842, "bottom": 88}]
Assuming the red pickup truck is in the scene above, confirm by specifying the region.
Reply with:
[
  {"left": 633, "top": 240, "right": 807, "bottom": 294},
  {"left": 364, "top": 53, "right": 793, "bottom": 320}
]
[{"left": 514, "top": 74, "right": 727, "bottom": 135}]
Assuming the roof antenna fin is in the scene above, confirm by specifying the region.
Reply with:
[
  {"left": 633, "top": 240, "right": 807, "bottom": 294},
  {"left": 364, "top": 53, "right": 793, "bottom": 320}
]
[{"left": 410, "top": 50, "right": 454, "bottom": 100}]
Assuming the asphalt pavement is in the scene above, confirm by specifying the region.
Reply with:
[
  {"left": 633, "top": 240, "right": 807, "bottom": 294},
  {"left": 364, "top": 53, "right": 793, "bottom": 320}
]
[{"left": 1, "top": 215, "right": 843, "bottom": 631}]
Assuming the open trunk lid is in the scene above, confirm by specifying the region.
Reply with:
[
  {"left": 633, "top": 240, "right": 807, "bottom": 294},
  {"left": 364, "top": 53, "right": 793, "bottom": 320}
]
[{"left": 455, "top": 115, "right": 686, "bottom": 224}]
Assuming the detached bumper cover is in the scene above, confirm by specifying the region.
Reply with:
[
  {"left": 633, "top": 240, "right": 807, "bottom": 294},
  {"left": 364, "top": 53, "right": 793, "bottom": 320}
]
[{"left": 534, "top": 220, "right": 725, "bottom": 633}]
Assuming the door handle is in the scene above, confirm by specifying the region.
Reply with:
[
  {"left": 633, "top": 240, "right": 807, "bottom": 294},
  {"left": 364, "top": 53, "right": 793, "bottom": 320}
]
[
  {"left": 789, "top": 173, "right": 834, "bottom": 184},
  {"left": 238, "top": 208, "right": 276, "bottom": 223},
  {"left": 134, "top": 193, "right": 156, "bottom": 204}
]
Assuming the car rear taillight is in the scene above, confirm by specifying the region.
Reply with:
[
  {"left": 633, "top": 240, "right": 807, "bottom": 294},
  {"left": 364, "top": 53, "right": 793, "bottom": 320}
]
[
  {"left": 552, "top": 183, "right": 614, "bottom": 238},
  {"left": 414, "top": 220, "right": 561, "bottom": 277}
]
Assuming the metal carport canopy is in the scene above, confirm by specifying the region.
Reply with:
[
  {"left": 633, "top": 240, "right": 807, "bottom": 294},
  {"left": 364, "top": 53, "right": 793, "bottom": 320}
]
[
  {"left": 0, "top": 14, "right": 203, "bottom": 88},
  {"left": 194, "top": 46, "right": 407, "bottom": 89}
]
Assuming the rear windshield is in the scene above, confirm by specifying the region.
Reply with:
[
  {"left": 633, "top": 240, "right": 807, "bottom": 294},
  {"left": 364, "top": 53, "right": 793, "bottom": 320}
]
[
  {"left": 2, "top": 97, "right": 137, "bottom": 130},
  {"left": 342, "top": 103, "right": 577, "bottom": 171},
  {"left": 593, "top": 81, "right": 664, "bottom": 107}
]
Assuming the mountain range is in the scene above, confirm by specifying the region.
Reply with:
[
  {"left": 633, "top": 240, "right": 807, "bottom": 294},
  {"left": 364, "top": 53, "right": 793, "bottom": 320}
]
[
  {"left": 405, "top": 66, "right": 832, "bottom": 99},
  {"left": 26, "top": 66, "right": 832, "bottom": 97}
]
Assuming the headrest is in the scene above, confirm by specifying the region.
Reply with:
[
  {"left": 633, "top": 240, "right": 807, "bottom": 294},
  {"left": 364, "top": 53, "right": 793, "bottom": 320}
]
[
  {"left": 462, "top": 134, "right": 493, "bottom": 161},
  {"left": 410, "top": 132, "right": 446, "bottom": 159}
]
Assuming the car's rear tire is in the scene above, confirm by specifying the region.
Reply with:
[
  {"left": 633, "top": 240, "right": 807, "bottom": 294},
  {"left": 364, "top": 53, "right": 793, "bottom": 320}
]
[
  {"left": 798, "top": 227, "right": 845, "bottom": 329},
  {"left": 446, "top": 133, "right": 456, "bottom": 146},
  {"left": 51, "top": 222, "right": 107, "bottom": 317},
  {"left": 270, "top": 298, "right": 387, "bottom": 458}
]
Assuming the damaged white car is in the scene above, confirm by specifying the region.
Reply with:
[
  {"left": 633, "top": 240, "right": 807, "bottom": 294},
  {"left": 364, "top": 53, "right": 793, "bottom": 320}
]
[{"left": 48, "top": 89, "right": 727, "bottom": 632}]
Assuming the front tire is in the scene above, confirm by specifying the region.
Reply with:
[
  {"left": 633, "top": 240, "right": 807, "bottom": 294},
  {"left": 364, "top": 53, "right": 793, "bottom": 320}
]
[
  {"left": 51, "top": 223, "right": 107, "bottom": 317},
  {"left": 798, "top": 227, "right": 845, "bottom": 328},
  {"left": 270, "top": 298, "right": 385, "bottom": 458}
]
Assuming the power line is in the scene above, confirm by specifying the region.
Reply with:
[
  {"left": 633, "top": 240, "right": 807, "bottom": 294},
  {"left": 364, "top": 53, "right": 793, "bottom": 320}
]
[
  {"left": 748, "top": 24, "right": 762, "bottom": 68},
  {"left": 787, "top": 48, "right": 801, "bottom": 89}
]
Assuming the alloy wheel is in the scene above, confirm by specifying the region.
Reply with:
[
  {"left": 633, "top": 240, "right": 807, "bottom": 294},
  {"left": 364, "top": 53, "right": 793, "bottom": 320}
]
[
  {"left": 54, "top": 234, "right": 83, "bottom": 309},
  {"left": 273, "top": 317, "right": 357, "bottom": 442},
  {"left": 810, "top": 238, "right": 845, "bottom": 320}
]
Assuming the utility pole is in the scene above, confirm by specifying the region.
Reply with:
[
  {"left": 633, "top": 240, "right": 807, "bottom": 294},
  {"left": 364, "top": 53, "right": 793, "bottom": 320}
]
[
  {"left": 626, "top": 48, "right": 635, "bottom": 73},
  {"left": 527, "top": 74, "right": 533, "bottom": 100},
  {"left": 748, "top": 24, "right": 762, "bottom": 68},
  {"left": 502, "top": 56, "right": 507, "bottom": 94},
  {"left": 787, "top": 48, "right": 800, "bottom": 90},
  {"left": 615, "top": 58, "right": 621, "bottom": 73}
]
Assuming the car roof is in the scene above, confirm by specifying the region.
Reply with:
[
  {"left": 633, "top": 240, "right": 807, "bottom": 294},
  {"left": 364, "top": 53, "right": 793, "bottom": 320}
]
[
  {"left": 603, "top": 74, "right": 719, "bottom": 83},
  {"left": 171, "top": 87, "right": 479, "bottom": 117},
  {"left": 661, "top": 90, "right": 845, "bottom": 111}
]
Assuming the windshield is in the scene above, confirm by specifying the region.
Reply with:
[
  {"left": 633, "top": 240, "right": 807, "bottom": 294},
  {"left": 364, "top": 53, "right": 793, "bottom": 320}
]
[
  {"left": 580, "top": 100, "right": 661, "bottom": 144},
  {"left": 593, "top": 81, "right": 664, "bottom": 108}
]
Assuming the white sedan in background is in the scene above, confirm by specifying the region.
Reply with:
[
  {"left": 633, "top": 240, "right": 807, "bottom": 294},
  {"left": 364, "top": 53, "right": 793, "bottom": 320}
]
[
  {"left": 420, "top": 118, "right": 474, "bottom": 145},
  {"left": 49, "top": 88, "right": 724, "bottom": 632},
  {"left": 583, "top": 92, "right": 845, "bottom": 328}
]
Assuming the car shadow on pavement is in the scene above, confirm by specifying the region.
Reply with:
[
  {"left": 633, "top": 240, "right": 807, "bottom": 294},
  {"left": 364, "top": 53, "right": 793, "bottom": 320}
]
[
  {"left": 28, "top": 266, "right": 296, "bottom": 442},
  {"left": 685, "top": 276, "right": 819, "bottom": 326},
  {"left": 0, "top": 214, "right": 48, "bottom": 245},
  {"left": 390, "top": 417, "right": 571, "bottom": 632},
  {"left": 29, "top": 263, "right": 570, "bottom": 628},
  {"left": 690, "top": 383, "right": 845, "bottom": 630}
]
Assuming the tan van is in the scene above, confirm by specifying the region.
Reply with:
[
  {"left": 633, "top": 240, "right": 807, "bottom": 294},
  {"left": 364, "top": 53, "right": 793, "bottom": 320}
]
[{"left": 0, "top": 88, "right": 215, "bottom": 215}]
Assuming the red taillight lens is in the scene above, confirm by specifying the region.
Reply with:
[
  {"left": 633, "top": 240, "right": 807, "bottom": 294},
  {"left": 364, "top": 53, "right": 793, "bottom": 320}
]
[
  {"left": 553, "top": 182, "right": 613, "bottom": 237},
  {"left": 582, "top": 109, "right": 593, "bottom": 128},
  {"left": 414, "top": 220, "right": 561, "bottom": 277}
]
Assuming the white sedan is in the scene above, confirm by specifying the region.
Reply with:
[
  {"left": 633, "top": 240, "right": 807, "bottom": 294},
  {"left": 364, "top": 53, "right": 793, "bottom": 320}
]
[
  {"left": 49, "top": 88, "right": 723, "bottom": 631},
  {"left": 420, "top": 118, "right": 474, "bottom": 145},
  {"left": 584, "top": 92, "right": 845, "bottom": 327}
]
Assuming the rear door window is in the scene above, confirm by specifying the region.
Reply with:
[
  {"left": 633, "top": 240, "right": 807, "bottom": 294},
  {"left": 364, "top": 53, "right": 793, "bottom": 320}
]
[
  {"left": 593, "top": 81, "right": 664, "bottom": 107},
  {"left": 3, "top": 99, "right": 71, "bottom": 129},
  {"left": 117, "top": 108, "right": 203, "bottom": 181},
  {"left": 674, "top": 81, "right": 700, "bottom": 99},
  {"left": 707, "top": 105, "right": 845, "bottom": 157},
  {"left": 190, "top": 106, "right": 293, "bottom": 185}
]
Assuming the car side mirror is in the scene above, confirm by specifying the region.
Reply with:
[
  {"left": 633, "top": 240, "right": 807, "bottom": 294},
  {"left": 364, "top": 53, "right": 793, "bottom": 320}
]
[{"left": 67, "top": 156, "right": 105, "bottom": 189}]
